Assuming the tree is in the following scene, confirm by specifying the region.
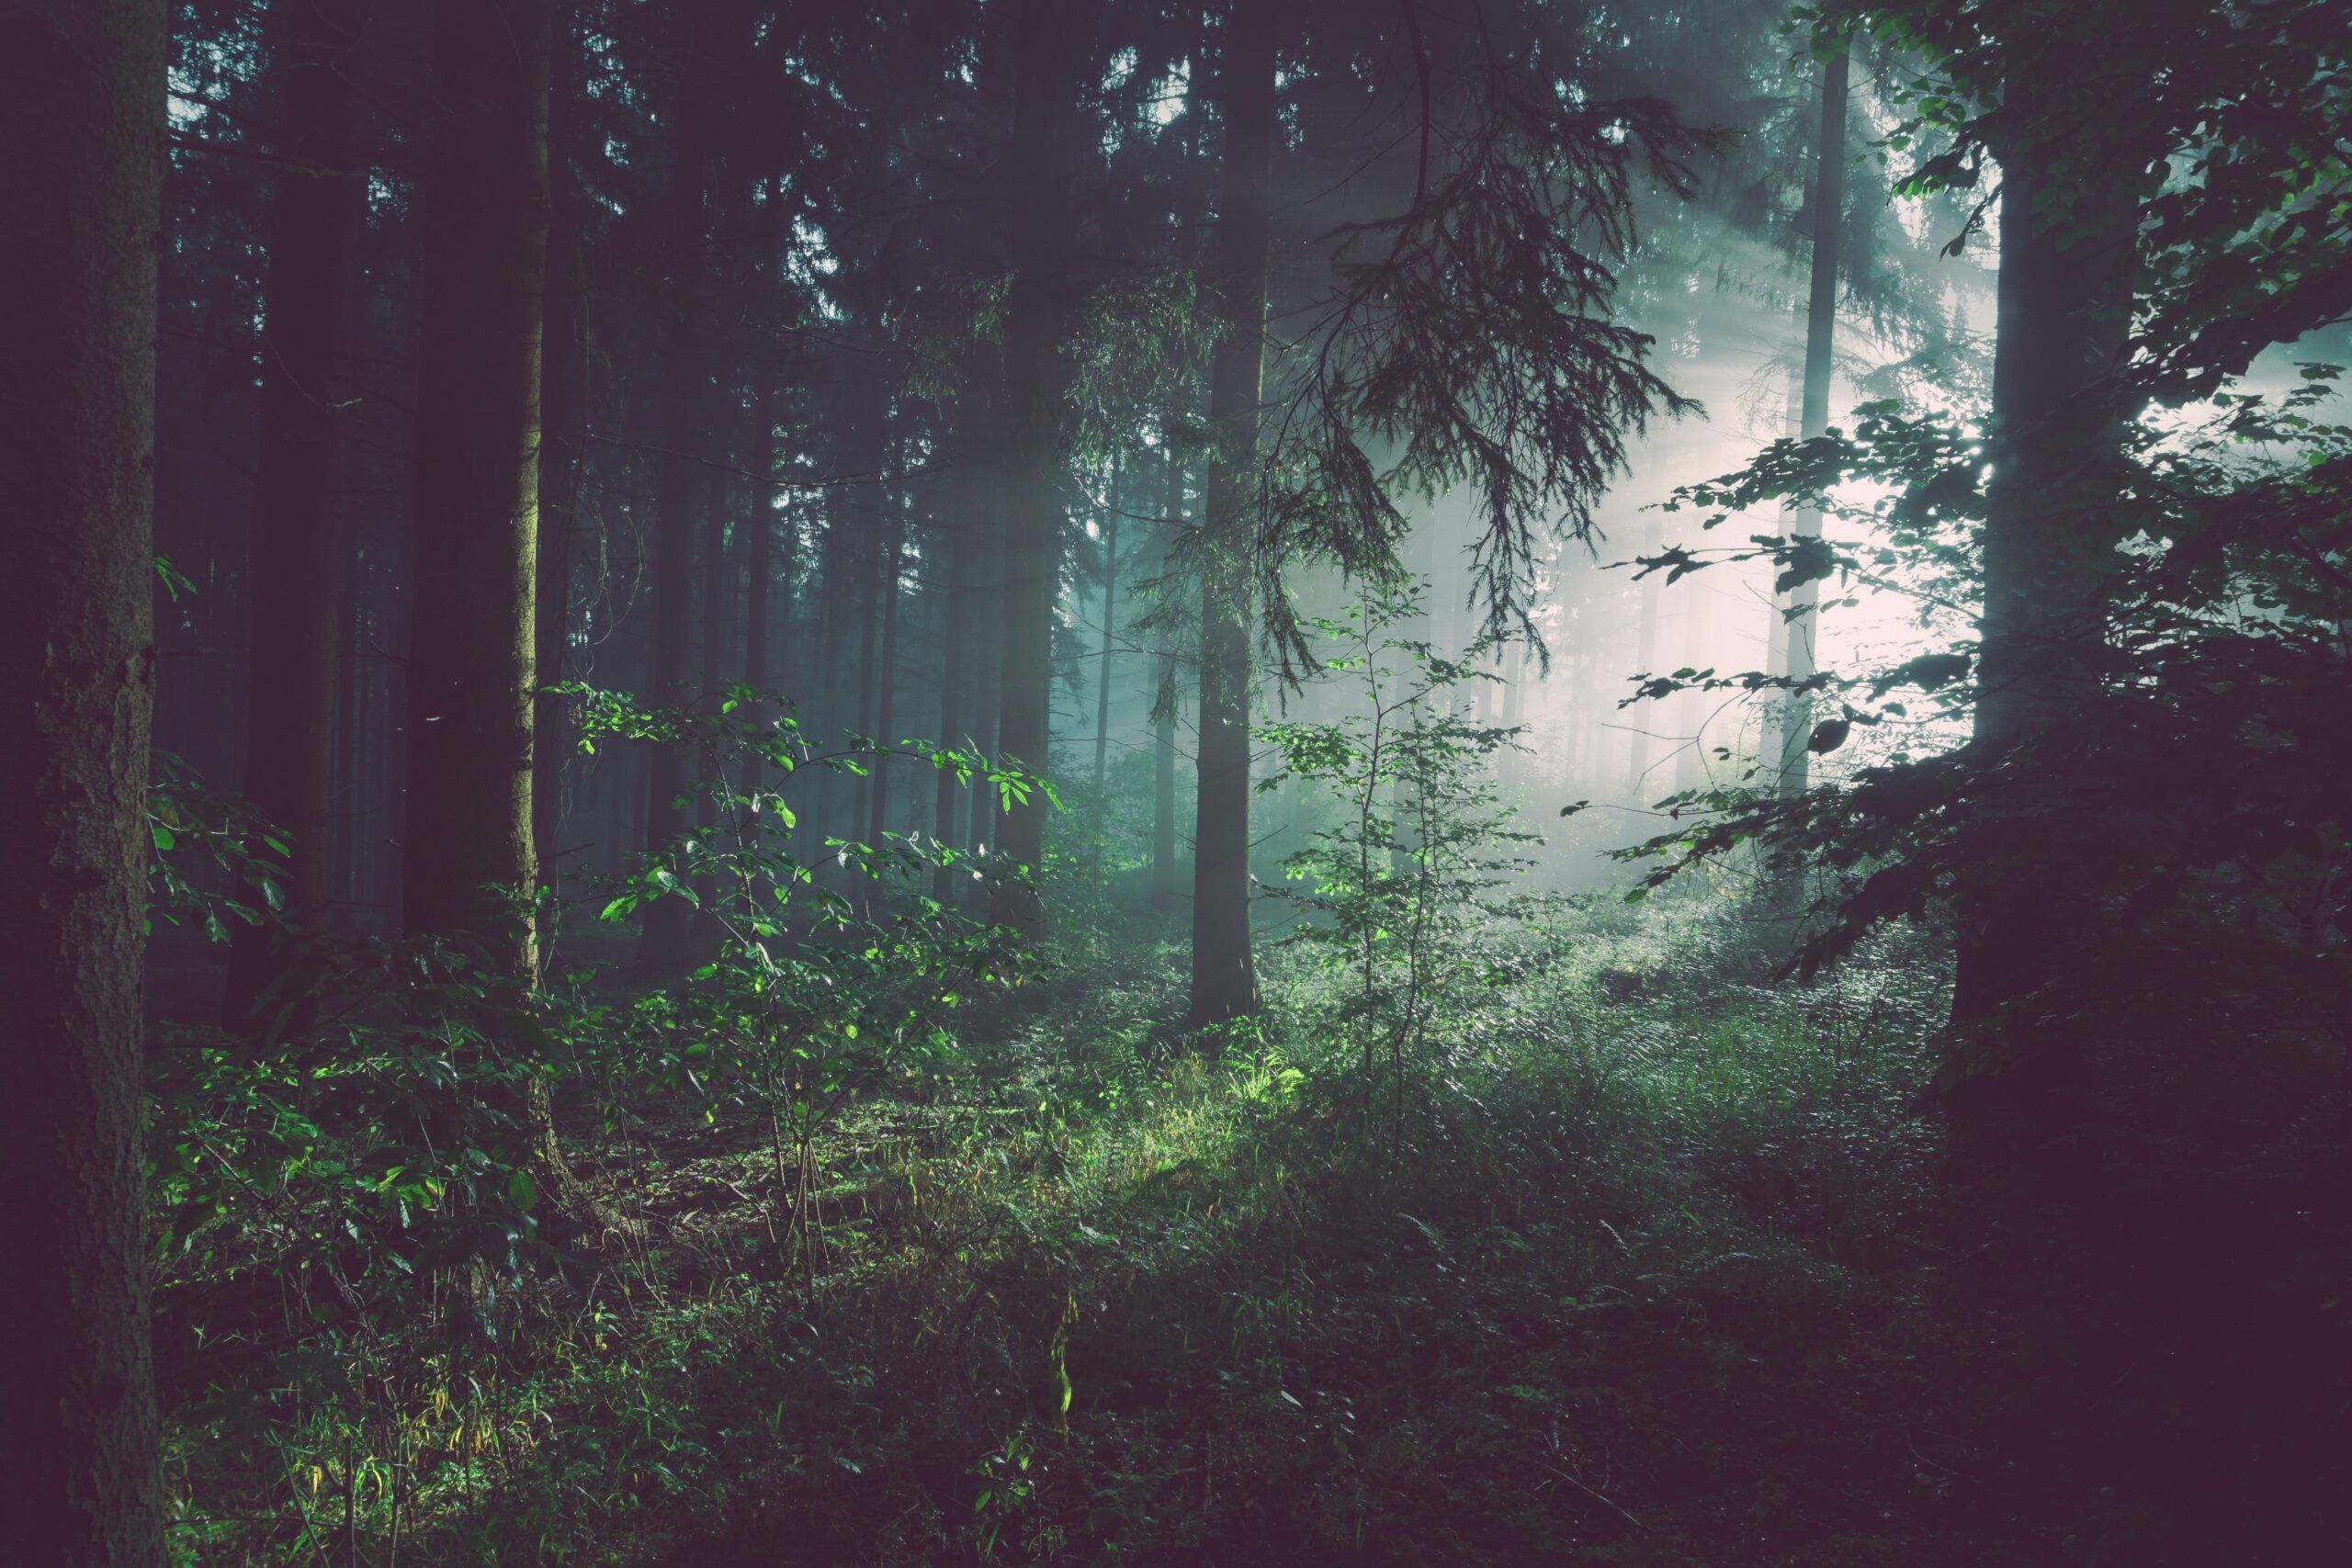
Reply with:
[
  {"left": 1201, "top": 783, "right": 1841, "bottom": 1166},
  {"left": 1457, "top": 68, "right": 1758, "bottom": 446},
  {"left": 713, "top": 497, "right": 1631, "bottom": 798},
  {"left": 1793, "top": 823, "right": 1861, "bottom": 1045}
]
[
  {"left": 0, "top": 2, "right": 169, "bottom": 1558},
  {"left": 1188, "top": 0, "right": 1278, "bottom": 1030},
  {"left": 1764, "top": 39, "right": 1849, "bottom": 919},
  {"left": 401, "top": 0, "right": 550, "bottom": 973},
  {"left": 989, "top": 0, "right": 1097, "bottom": 942},
  {"left": 226, "top": 0, "right": 369, "bottom": 1013},
  {"left": 637, "top": 6, "right": 714, "bottom": 971}
]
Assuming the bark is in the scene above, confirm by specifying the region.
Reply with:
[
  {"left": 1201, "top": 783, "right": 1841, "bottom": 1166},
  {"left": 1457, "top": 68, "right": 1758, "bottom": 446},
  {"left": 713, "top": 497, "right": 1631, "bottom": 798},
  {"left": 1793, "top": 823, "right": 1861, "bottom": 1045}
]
[
  {"left": 743, "top": 369, "right": 778, "bottom": 801},
  {"left": 227, "top": 0, "right": 368, "bottom": 1015},
  {"left": 1187, "top": 0, "right": 1278, "bottom": 1030},
  {"left": 402, "top": 0, "right": 550, "bottom": 974},
  {"left": 637, "top": 8, "right": 711, "bottom": 971},
  {"left": 933, "top": 483, "right": 975, "bottom": 906},
  {"left": 534, "top": 18, "right": 591, "bottom": 911},
  {"left": 1770, "top": 45, "right": 1848, "bottom": 813},
  {"left": 1624, "top": 521, "right": 1663, "bottom": 802},
  {"left": 1152, "top": 437, "right": 1183, "bottom": 904},
  {"left": 989, "top": 0, "right": 1094, "bottom": 940},
  {"left": 867, "top": 496, "right": 905, "bottom": 845},
  {"left": 1091, "top": 457, "right": 1123, "bottom": 823},
  {"left": 1947, "top": 151, "right": 2135, "bottom": 1045},
  {"left": 0, "top": 1, "right": 168, "bottom": 1559}
]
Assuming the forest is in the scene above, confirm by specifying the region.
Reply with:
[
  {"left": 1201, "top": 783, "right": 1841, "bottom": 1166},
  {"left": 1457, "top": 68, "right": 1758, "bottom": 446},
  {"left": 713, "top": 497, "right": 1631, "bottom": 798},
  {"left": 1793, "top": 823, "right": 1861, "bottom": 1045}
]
[{"left": 6, "top": 0, "right": 2351, "bottom": 1562}]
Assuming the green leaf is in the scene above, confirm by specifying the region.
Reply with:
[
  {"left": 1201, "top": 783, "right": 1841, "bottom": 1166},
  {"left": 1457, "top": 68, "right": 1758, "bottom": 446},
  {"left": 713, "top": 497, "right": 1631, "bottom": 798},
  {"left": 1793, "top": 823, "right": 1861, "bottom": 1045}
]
[{"left": 507, "top": 1170, "right": 537, "bottom": 1211}]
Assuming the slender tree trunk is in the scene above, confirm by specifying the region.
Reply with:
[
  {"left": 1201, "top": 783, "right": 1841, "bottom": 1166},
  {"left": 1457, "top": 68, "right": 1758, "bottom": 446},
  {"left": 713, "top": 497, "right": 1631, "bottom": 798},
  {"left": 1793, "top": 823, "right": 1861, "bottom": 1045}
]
[
  {"left": 867, "top": 497, "right": 904, "bottom": 844},
  {"left": 1188, "top": 0, "right": 1277, "bottom": 1030},
  {"left": 1624, "top": 521, "right": 1663, "bottom": 803},
  {"left": 692, "top": 396, "right": 732, "bottom": 919},
  {"left": 851, "top": 446, "right": 884, "bottom": 842},
  {"left": 534, "top": 20, "right": 590, "bottom": 917},
  {"left": 402, "top": 0, "right": 595, "bottom": 1220},
  {"left": 1152, "top": 435, "right": 1183, "bottom": 904},
  {"left": 933, "top": 482, "right": 974, "bottom": 905},
  {"left": 637, "top": 9, "right": 709, "bottom": 970},
  {"left": 403, "top": 0, "right": 550, "bottom": 972},
  {"left": 968, "top": 407, "right": 1010, "bottom": 900},
  {"left": 1770, "top": 45, "right": 1848, "bottom": 822},
  {"left": 743, "top": 372, "right": 777, "bottom": 800},
  {"left": 228, "top": 0, "right": 368, "bottom": 1016},
  {"left": 0, "top": 5, "right": 167, "bottom": 1557},
  {"left": 1091, "top": 457, "right": 1122, "bottom": 823},
  {"left": 989, "top": 0, "right": 1092, "bottom": 940}
]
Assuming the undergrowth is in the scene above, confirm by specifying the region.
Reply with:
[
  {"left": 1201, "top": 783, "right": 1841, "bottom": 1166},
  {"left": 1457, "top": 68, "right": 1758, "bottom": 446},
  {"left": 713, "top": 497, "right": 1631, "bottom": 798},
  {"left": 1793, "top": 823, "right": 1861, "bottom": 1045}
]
[{"left": 162, "top": 886, "right": 2044, "bottom": 1564}]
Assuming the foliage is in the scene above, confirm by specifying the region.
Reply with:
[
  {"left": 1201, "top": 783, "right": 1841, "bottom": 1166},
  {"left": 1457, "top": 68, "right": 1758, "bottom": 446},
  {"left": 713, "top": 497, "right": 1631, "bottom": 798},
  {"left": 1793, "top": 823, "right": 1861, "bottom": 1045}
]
[{"left": 1260, "top": 580, "right": 1548, "bottom": 1134}]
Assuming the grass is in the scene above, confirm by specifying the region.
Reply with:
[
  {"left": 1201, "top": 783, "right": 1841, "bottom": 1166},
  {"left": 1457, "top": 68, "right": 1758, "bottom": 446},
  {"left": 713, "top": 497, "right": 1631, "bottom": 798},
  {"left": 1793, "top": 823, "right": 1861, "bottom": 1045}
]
[{"left": 161, "top": 891, "right": 2184, "bottom": 1564}]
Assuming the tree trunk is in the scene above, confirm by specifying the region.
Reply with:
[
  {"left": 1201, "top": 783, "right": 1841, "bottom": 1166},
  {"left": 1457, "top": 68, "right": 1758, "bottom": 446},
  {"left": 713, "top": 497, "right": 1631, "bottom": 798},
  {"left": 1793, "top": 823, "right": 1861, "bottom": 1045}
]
[
  {"left": 1624, "top": 521, "right": 1663, "bottom": 803},
  {"left": 1091, "top": 457, "right": 1122, "bottom": 826},
  {"left": 743, "top": 369, "right": 778, "bottom": 801},
  {"left": 227, "top": 0, "right": 368, "bottom": 1016},
  {"left": 1152, "top": 435, "right": 1183, "bottom": 904},
  {"left": 0, "top": 4, "right": 168, "bottom": 1558},
  {"left": 1187, "top": 0, "right": 1277, "bottom": 1030},
  {"left": 534, "top": 18, "right": 590, "bottom": 918},
  {"left": 402, "top": 0, "right": 550, "bottom": 973},
  {"left": 637, "top": 8, "right": 710, "bottom": 971},
  {"left": 1770, "top": 44, "right": 1848, "bottom": 817},
  {"left": 867, "top": 497, "right": 904, "bottom": 845},
  {"left": 989, "top": 0, "right": 1093, "bottom": 941},
  {"left": 933, "top": 478, "right": 974, "bottom": 905},
  {"left": 1947, "top": 152, "right": 2134, "bottom": 1054}
]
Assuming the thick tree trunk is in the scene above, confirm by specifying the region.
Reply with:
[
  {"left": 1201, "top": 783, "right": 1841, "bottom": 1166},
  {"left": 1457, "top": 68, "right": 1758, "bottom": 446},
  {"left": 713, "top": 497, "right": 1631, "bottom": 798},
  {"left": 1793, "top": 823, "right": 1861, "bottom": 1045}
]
[
  {"left": 1187, "top": 0, "right": 1277, "bottom": 1030},
  {"left": 0, "top": 5, "right": 168, "bottom": 1559},
  {"left": 989, "top": 0, "right": 1093, "bottom": 940},
  {"left": 227, "top": 0, "right": 368, "bottom": 1015},
  {"left": 1947, "top": 151, "right": 2134, "bottom": 1054},
  {"left": 637, "top": 10, "right": 710, "bottom": 971}
]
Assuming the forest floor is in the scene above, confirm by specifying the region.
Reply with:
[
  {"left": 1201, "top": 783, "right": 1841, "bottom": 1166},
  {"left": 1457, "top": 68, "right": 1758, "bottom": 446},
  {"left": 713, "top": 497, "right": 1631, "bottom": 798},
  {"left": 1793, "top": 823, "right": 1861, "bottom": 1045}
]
[{"left": 164, "top": 894, "right": 2349, "bottom": 1565}]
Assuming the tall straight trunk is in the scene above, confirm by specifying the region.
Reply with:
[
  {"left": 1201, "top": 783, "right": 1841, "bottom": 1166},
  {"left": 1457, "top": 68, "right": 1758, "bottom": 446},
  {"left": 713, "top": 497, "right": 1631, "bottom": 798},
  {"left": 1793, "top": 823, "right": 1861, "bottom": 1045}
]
[
  {"left": 1624, "top": 523, "right": 1663, "bottom": 802},
  {"left": 1188, "top": 0, "right": 1277, "bottom": 1029},
  {"left": 534, "top": 19, "right": 591, "bottom": 907},
  {"left": 638, "top": 8, "right": 709, "bottom": 969},
  {"left": 402, "top": 0, "right": 591, "bottom": 1217},
  {"left": 968, "top": 411, "right": 1010, "bottom": 896},
  {"left": 850, "top": 437, "right": 885, "bottom": 845},
  {"left": 1091, "top": 457, "right": 1122, "bottom": 815},
  {"left": 933, "top": 489, "right": 975, "bottom": 905},
  {"left": 867, "top": 497, "right": 904, "bottom": 844},
  {"left": 693, "top": 407, "right": 730, "bottom": 916},
  {"left": 1501, "top": 638, "right": 1528, "bottom": 791},
  {"left": 989, "top": 0, "right": 1092, "bottom": 940},
  {"left": 0, "top": 4, "right": 167, "bottom": 1557},
  {"left": 743, "top": 372, "right": 777, "bottom": 799},
  {"left": 1151, "top": 433, "right": 1184, "bottom": 904},
  {"left": 812, "top": 494, "right": 850, "bottom": 862},
  {"left": 228, "top": 0, "right": 368, "bottom": 1014},
  {"left": 1947, "top": 151, "right": 2134, "bottom": 1044},
  {"left": 402, "top": 0, "right": 550, "bottom": 974},
  {"left": 1770, "top": 45, "right": 1848, "bottom": 812}
]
